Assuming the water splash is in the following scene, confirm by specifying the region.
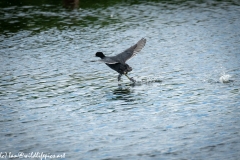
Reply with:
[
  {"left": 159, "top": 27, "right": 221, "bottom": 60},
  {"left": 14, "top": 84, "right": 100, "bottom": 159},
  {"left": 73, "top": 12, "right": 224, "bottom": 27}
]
[
  {"left": 134, "top": 75, "right": 162, "bottom": 84},
  {"left": 219, "top": 73, "right": 231, "bottom": 83}
]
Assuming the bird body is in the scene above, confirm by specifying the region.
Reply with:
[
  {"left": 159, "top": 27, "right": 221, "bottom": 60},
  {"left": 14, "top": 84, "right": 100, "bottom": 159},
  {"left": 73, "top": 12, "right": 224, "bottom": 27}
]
[
  {"left": 95, "top": 38, "right": 146, "bottom": 82},
  {"left": 106, "top": 63, "right": 132, "bottom": 74}
]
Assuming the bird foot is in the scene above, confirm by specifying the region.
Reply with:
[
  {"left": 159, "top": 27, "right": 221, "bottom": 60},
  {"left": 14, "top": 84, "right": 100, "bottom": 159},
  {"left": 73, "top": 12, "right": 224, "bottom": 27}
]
[
  {"left": 129, "top": 77, "right": 136, "bottom": 83},
  {"left": 118, "top": 74, "right": 122, "bottom": 81},
  {"left": 124, "top": 73, "right": 136, "bottom": 83}
]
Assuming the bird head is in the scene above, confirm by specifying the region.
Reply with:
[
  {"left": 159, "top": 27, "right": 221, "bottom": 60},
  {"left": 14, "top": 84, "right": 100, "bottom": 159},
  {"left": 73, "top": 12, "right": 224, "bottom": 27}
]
[{"left": 95, "top": 52, "right": 105, "bottom": 59}]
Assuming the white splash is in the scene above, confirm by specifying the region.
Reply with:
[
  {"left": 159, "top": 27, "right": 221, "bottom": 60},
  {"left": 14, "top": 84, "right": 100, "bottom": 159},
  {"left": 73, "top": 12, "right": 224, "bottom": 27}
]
[{"left": 219, "top": 74, "right": 231, "bottom": 83}]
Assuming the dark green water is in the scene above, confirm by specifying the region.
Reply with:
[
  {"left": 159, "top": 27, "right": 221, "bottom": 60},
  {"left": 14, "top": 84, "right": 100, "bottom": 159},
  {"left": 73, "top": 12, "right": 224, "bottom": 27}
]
[{"left": 0, "top": 0, "right": 240, "bottom": 159}]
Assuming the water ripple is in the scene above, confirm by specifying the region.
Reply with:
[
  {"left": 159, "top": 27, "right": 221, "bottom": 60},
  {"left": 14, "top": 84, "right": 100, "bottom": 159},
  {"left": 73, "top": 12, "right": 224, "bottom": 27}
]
[{"left": 0, "top": 0, "right": 240, "bottom": 159}]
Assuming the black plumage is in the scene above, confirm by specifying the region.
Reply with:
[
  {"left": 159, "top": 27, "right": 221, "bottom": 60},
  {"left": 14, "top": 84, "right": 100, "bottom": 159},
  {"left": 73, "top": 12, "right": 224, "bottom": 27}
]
[{"left": 95, "top": 38, "right": 146, "bottom": 82}]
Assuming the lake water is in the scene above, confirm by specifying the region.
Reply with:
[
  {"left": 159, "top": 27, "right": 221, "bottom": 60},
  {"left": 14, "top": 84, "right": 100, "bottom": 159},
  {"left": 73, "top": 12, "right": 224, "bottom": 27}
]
[{"left": 0, "top": 0, "right": 240, "bottom": 159}]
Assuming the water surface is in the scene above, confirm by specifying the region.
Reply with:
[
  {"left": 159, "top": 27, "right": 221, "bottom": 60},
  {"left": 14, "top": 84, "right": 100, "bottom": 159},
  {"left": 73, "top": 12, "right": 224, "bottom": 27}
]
[{"left": 0, "top": 0, "right": 240, "bottom": 159}]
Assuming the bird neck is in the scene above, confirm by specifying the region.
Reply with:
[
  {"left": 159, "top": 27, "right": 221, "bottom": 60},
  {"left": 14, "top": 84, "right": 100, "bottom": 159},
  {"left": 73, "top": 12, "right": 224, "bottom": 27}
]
[{"left": 100, "top": 55, "right": 105, "bottom": 59}]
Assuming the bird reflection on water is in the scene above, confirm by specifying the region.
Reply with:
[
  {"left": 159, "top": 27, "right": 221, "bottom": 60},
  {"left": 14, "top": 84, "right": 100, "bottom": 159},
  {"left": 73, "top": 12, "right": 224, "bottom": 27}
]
[{"left": 111, "top": 87, "right": 134, "bottom": 102}]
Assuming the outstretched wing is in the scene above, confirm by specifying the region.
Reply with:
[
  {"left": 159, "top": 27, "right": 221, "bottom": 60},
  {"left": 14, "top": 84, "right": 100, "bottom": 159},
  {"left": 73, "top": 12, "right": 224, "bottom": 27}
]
[{"left": 114, "top": 38, "right": 146, "bottom": 63}]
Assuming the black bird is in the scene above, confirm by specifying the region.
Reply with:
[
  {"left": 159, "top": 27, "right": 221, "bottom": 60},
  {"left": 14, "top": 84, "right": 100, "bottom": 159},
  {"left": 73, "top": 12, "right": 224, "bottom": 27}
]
[{"left": 95, "top": 38, "right": 146, "bottom": 82}]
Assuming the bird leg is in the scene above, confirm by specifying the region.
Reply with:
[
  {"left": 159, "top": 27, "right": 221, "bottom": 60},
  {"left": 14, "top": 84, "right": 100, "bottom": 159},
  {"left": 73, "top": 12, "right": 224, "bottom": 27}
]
[
  {"left": 118, "top": 74, "right": 122, "bottom": 81},
  {"left": 124, "top": 73, "right": 136, "bottom": 83}
]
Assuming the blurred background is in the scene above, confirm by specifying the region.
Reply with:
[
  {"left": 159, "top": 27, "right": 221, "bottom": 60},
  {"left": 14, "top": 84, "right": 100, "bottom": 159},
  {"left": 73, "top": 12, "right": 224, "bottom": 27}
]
[{"left": 0, "top": 0, "right": 240, "bottom": 160}]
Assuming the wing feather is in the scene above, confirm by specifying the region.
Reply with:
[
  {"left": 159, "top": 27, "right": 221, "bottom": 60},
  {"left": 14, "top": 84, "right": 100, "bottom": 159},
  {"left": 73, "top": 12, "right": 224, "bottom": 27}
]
[{"left": 113, "top": 38, "right": 146, "bottom": 63}]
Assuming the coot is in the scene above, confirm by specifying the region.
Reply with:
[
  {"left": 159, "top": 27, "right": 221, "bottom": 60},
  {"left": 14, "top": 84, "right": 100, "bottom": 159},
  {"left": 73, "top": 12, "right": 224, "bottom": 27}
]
[{"left": 95, "top": 38, "right": 146, "bottom": 83}]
